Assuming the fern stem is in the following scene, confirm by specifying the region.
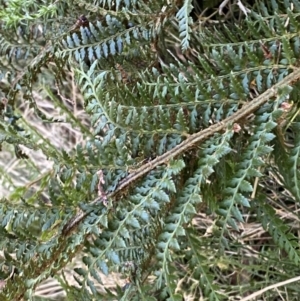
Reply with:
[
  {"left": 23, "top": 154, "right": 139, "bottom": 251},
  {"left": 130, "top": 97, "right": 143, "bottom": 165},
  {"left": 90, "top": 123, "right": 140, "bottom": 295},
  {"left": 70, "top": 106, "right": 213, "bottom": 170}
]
[{"left": 62, "top": 67, "right": 300, "bottom": 235}]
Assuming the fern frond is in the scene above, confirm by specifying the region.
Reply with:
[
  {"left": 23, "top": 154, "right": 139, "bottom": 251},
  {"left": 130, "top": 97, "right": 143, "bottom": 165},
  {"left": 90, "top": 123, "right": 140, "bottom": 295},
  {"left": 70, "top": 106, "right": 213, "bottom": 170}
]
[
  {"left": 176, "top": 0, "right": 194, "bottom": 51},
  {"left": 3, "top": 1, "right": 300, "bottom": 300},
  {"left": 255, "top": 197, "right": 300, "bottom": 265}
]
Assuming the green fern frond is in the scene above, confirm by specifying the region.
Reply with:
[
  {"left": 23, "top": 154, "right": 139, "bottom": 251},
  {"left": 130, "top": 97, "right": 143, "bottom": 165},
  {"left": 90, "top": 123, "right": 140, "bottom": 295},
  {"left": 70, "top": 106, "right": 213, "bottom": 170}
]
[
  {"left": 176, "top": 0, "right": 194, "bottom": 51},
  {"left": 3, "top": 0, "right": 300, "bottom": 300},
  {"left": 255, "top": 196, "right": 300, "bottom": 265}
]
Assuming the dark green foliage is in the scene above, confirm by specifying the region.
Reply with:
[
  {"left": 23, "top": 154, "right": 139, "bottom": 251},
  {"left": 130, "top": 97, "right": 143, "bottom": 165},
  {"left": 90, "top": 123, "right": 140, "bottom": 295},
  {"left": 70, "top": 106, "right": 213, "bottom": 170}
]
[{"left": 1, "top": 0, "right": 300, "bottom": 300}]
